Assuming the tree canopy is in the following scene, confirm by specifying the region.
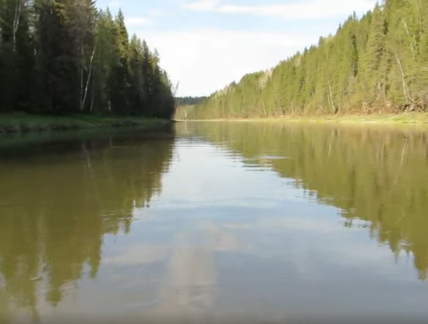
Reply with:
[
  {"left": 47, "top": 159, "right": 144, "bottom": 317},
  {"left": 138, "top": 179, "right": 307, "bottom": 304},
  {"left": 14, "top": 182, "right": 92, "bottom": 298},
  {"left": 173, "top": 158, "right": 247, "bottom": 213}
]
[{"left": 0, "top": 0, "right": 175, "bottom": 119}]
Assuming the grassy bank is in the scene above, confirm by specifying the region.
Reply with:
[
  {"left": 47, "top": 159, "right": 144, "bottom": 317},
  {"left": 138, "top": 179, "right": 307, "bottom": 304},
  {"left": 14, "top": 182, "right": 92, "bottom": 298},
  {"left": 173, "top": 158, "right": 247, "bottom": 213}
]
[
  {"left": 0, "top": 114, "right": 172, "bottom": 134},
  {"left": 177, "top": 113, "right": 428, "bottom": 126},
  {"left": 278, "top": 113, "right": 428, "bottom": 125}
]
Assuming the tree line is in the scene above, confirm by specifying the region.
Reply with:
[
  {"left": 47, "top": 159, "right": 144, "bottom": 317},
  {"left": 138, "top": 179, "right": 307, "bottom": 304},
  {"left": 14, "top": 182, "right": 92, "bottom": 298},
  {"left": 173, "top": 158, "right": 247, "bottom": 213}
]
[
  {"left": 175, "top": 96, "right": 208, "bottom": 106},
  {"left": 187, "top": 0, "right": 428, "bottom": 119},
  {"left": 174, "top": 96, "right": 207, "bottom": 120},
  {"left": 0, "top": 0, "right": 175, "bottom": 118}
]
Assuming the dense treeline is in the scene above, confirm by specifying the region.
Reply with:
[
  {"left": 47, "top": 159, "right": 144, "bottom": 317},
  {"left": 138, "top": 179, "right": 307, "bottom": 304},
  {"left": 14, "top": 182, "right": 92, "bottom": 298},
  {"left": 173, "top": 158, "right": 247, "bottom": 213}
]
[
  {"left": 189, "top": 0, "right": 428, "bottom": 119},
  {"left": 183, "top": 122, "right": 428, "bottom": 280},
  {"left": 174, "top": 97, "right": 207, "bottom": 120},
  {"left": 175, "top": 96, "right": 208, "bottom": 106},
  {"left": 0, "top": 0, "right": 175, "bottom": 118},
  {"left": 174, "top": 104, "right": 196, "bottom": 120}
]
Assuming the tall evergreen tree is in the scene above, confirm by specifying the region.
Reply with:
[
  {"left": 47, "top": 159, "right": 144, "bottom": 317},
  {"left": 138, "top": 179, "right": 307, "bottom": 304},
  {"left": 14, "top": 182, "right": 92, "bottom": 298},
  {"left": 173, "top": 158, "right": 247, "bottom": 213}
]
[
  {"left": 0, "top": 0, "right": 34, "bottom": 112},
  {"left": 185, "top": 0, "right": 428, "bottom": 119},
  {"left": 0, "top": 0, "right": 175, "bottom": 118},
  {"left": 107, "top": 9, "right": 130, "bottom": 114}
]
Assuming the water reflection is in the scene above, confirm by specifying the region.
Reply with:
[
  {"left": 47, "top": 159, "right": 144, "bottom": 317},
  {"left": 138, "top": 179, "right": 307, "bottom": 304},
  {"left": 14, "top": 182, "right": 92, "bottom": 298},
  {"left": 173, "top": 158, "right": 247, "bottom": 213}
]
[
  {"left": 148, "top": 222, "right": 244, "bottom": 323},
  {"left": 1, "top": 122, "right": 428, "bottom": 323},
  {"left": 0, "top": 129, "right": 175, "bottom": 321},
  {"left": 180, "top": 122, "right": 428, "bottom": 281}
]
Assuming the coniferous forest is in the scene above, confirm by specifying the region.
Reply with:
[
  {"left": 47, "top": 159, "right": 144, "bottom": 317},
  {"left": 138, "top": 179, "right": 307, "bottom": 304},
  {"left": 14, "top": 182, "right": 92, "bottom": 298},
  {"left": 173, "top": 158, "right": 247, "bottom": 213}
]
[
  {"left": 175, "top": 96, "right": 208, "bottom": 107},
  {"left": 187, "top": 0, "right": 428, "bottom": 119},
  {"left": 0, "top": 0, "right": 175, "bottom": 119}
]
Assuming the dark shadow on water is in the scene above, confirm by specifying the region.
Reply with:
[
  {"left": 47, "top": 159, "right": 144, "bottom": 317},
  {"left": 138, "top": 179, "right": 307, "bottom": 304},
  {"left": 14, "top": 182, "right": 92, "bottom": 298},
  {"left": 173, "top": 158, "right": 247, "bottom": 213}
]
[{"left": 0, "top": 126, "right": 176, "bottom": 321}]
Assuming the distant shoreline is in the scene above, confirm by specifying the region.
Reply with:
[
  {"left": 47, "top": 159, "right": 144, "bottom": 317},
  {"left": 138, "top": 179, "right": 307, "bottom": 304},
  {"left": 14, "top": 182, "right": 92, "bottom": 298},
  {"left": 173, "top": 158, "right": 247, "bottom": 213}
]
[
  {"left": 176, "top": 113, "right": 428, "bottom": 126},
  {"left": 0, "top": 114, "right": 173, "bottom": 135}
]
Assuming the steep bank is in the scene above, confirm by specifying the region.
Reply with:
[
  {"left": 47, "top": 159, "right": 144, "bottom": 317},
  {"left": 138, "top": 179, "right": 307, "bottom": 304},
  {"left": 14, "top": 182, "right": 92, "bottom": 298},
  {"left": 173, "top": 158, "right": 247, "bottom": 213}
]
[{"left": 186, "top": 0, "right": 428, "bottom": 120}]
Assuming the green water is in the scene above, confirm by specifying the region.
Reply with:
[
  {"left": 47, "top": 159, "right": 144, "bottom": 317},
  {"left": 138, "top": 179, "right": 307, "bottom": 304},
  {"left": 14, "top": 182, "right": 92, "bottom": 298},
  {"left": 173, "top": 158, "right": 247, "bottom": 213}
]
[{"left": 0, "top": 122, "right": 428, "bottom": 324}]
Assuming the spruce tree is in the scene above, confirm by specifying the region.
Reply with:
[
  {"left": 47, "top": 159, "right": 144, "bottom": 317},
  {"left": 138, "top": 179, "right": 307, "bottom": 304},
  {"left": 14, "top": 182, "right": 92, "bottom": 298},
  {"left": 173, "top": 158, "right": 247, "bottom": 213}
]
[{"left": 187, "top": 0, "right": 428, "bottom": 119}]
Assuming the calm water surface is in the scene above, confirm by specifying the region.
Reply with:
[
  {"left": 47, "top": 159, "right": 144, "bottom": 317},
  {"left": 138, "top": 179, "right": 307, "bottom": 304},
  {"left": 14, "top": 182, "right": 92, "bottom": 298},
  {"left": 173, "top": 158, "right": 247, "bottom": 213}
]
[{"left": 1, "top": 122, "right": 428, "bottom": 324}]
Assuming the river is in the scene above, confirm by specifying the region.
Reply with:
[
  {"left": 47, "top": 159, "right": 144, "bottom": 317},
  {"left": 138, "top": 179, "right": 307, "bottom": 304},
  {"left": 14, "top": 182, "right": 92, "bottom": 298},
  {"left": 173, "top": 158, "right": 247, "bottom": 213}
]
[{"left": 0, "top": 122, "right": 428, "bottom": 324}]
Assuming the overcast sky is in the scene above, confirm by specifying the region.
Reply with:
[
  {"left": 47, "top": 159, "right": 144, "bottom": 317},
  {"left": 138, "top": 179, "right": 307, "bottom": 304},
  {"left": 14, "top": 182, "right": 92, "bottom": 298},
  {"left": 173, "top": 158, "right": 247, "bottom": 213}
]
[{"left": 97, "top": 0, "right": 377, "bottom": 97}]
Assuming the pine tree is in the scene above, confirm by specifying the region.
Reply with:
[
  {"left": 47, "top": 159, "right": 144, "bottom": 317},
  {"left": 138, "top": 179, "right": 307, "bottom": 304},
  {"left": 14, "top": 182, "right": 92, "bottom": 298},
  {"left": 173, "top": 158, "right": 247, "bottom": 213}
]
[
  {"left": 128, "top": 34, "right": 144, "bottom": 115},
  {"left": 0, "top": 0, "right": 34, "bottom": 112},
  {"left": 0, "top": 1, "right": 175, "bottom": 118},
  {"left": 34, "top": 0, "right": 79, "bottom": 113},
  {"left": 108, "top": 9, "right": 130, "bottom": 114},
  {"left": 187, "top": 0, "right": 428, "bottom": 119},
  {"left": 92, "top": 8, "right": 115, "bottom": 113}
]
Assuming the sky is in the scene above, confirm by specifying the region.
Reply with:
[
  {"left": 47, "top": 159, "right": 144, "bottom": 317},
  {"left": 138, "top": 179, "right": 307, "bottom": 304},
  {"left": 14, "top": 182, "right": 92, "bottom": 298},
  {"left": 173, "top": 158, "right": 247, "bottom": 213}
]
[{"left": 97, "top": 0, "right": 378, "bottom": 97}]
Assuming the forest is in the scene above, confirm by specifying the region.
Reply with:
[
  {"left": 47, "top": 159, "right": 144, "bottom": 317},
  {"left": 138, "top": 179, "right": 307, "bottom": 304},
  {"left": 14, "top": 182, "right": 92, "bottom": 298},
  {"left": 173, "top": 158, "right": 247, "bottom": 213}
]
[
  {"left": 175, "top": 96, "right": 208, "bottom": 106},
  {"left": 0, "top": 0, "right": 175, "bottom": 119},
  {"left": 187, "top": 0, "right": 428, "bottom": 119}
]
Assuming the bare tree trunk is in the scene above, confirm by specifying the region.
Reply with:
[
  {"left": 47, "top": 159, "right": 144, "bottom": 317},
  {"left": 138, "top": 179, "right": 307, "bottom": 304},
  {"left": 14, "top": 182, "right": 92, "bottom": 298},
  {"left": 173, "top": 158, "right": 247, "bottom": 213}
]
[
  {"left": 173, "top": 82, "right": 180, "bottom": 97},
  {"left": 402, "top": 20, "right": 416, "bottom": 61},
  {"left": 319, "top": 105, "right": 328, "bottom": 113},
  {"left": 395, "top": 53, "right": 413, "bottom": 103},
  {"left": 79, "top": 44, "right": 84, "bottom": 110},
  {"left": 328, "top": 80, "right": 335, "bottom": 112},
  {"left": 382, "top": 83, "right": 387, "bottom": 105},
  {"left": 90, "top": 79, "right": 95, "bottom": 113},
  {"left": 12, "top": 0, "right": 22, "bottom": 52},
  {"left": 80, "top": 47, "right": 96, "bottom": 111}
]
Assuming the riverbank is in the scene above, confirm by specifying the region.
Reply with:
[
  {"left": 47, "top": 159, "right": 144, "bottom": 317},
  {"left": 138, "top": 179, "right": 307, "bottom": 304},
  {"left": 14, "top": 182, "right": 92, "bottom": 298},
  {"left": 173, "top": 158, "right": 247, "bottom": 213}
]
[
  {"left": 279, "top": 113, "right": 428, "bottom": 125},
  {"left": 177, "top": 112, "right": 428, "bottom": 125},
  {"left": 0, "top": 114, "right": 172, "bottom": 134}
]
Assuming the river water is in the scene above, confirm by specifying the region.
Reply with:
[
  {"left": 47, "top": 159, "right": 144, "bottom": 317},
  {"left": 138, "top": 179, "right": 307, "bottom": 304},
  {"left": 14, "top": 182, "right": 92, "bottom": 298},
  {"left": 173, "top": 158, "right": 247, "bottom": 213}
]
[{"left": 1, "top": 122, "right": 428, "bottom": 324}]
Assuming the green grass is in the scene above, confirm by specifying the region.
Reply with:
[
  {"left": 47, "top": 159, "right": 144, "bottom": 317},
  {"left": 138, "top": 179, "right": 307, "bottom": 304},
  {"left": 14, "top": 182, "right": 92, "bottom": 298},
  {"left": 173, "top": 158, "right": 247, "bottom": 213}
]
[
  {"left": 0, "top": 113, "right": 172, "bottom": 134},
  {"left": 181, "top": 112, "right": 428, "bottom": 126},
  {"left": 278, "top": 112, "right": 428, "bottom": 125}
]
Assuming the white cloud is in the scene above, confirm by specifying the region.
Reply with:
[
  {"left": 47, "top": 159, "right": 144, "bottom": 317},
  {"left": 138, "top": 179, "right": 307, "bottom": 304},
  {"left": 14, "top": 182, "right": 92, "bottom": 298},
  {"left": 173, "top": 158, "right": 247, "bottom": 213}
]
[
  {"left": 125, "top": 17, "right": 152, "bottom": 26},
  {"left": 183, "top": 0, "right": 224, "bottom": 11},
  {"left": 163, "top": 0, "right": 377, "bottom": 96},
  {"left": 138, "top": 29, "right": 323, "bottom": 96},
  {"left": 149, "top": 9, "right": 165, "bottom": 17},
  {"left": 108, "top": 0, "right": 122, "bottom": 8},
  {"left": 108, "top": 0, "right": 378, "bottom": 97},
  {"left": 183, "top": 0, "right": 375, "bottom": 20}
]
